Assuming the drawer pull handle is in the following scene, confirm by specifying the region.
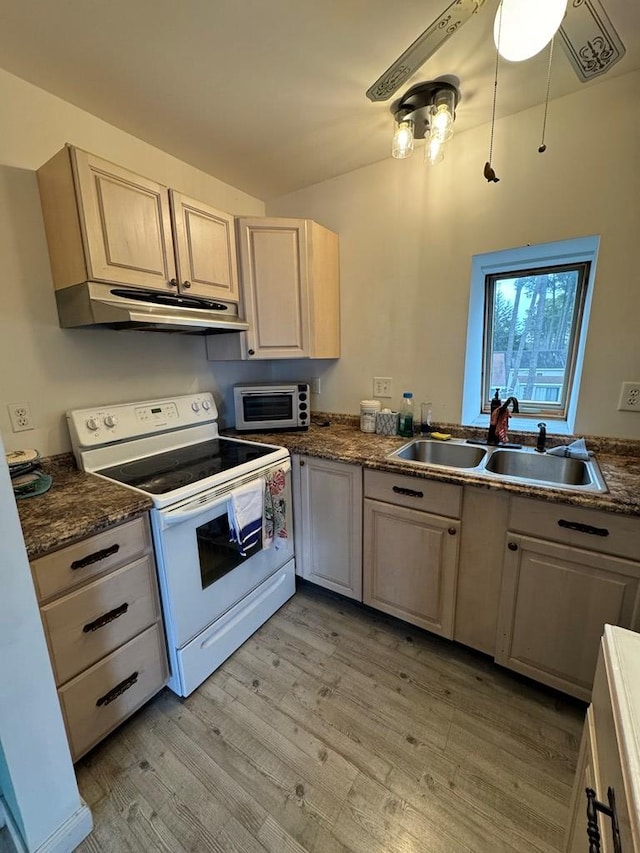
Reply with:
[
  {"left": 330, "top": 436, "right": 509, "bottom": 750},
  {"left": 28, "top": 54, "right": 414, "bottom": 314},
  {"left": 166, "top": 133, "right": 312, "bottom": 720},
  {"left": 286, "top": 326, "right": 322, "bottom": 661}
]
[
  {"left": 508, "top": 542, "right": 518, "bottom": 551},
  {"left": 558, "top": 519, "right": 609, "bottom": 537},
  {"left": 96, "top": 672, "right": 139, "bottom": 707},
  {"left": 71, "top": 543, "right": 120, "bottom": 570},
  {"left": 586, "top": 786, "right": 622, "bottom": 853},
  {"left": 83, "top": 602, "right": 129, "bottom": 633},
  {"left": 392, "top": 486, "right": 424, "bottom": 498},
  {"left": 448, "top": 527, "right": 457, "bottom": 536}
]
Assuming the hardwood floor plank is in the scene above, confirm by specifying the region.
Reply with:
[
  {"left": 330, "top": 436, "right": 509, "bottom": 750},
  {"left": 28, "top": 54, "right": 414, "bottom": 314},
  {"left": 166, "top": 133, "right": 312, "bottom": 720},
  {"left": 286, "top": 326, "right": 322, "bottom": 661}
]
[
  {"left": 332, "top": 771, "right": 466, "bottom": 853},
  {"left": 155, "top": 689, "right": 337, "bottom": 850},
  {"left": 74, "top": 584, "right": 583, "bottom": 853},
  {"left": 208, "top": 662, "right": 360, "bottom": 796},
  {"left": 77, "top": 748, "right": 191, "bottom": 853}
]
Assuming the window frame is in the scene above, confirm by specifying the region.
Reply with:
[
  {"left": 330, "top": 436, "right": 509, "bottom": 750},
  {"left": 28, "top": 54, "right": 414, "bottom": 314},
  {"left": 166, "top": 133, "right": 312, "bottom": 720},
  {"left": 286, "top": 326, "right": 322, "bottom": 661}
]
[{"left": 462, "top": 236, "right": 600, "bottom": 436}]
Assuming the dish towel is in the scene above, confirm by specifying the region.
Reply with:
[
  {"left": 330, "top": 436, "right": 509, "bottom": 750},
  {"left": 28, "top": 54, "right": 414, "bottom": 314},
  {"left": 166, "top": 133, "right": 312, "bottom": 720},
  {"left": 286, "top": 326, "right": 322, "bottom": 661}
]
[
  {"left": 228, "top": 478, "right": 265, "bottom": 557},
  {"left": 546, "top": 437, "right": 594, "bottom": 461},
  {"left": 264, "top": 468, "right": 288, "bottom": 550}
]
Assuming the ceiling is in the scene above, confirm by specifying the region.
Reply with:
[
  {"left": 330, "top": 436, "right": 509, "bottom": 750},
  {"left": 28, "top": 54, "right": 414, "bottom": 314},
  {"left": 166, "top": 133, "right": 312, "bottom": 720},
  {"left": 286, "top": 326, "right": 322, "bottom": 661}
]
[{"left": 1, "top": 0, "right": 639, "bottom": 200}]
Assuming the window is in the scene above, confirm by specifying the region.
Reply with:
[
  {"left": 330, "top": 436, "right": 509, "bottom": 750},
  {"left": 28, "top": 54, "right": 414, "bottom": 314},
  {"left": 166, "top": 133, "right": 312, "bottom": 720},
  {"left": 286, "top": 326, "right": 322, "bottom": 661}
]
[{"left": 462, "top": 236, "right": 600, "bottom": 435}]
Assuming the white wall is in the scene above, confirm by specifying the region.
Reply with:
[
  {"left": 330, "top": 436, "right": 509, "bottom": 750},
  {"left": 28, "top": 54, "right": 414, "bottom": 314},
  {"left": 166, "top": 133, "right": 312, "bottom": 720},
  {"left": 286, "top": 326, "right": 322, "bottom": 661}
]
[
  {"left": 1, "top": 66, "right": 639, "bottom": 445},
  {"left": 0, "top": 69, "right": 275, "bottom": 456},
  {"left": 268, "top": 70, "right": 640, "bottom": 439}
]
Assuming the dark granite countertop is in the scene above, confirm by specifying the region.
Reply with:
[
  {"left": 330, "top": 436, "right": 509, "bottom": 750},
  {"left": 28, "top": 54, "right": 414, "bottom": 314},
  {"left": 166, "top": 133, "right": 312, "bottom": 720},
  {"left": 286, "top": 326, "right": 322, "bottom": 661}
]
[
  {"left": 227, "top": 418, "right": 640, "bottom": 518},
  {"left": 15, "top": 419, "right": 639, "bottom": 561},
  {"left": 16, "top": 455, "right": 153, "bottom": 561}
]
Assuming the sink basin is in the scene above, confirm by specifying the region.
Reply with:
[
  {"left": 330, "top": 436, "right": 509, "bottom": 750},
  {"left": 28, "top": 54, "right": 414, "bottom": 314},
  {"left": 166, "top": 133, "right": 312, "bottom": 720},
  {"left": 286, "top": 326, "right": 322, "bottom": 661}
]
[
  {"left": 389, "top": 439, "right": 486, "bottom": 469},
  {"left": 484, "top": 449, "right": 608, "bottom": 492},
  {"left": 386, "top": 438, "right": 608, "bottom": 494}
]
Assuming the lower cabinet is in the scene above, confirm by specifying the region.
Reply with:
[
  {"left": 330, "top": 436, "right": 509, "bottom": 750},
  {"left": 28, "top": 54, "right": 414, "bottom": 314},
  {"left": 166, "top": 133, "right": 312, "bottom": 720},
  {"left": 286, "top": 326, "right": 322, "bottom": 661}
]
[
  {"left": 292, "top": 455, "right": 363, "bottom": 600},
  {"left": 565, "top": 627, "right": 638, "bottom": 852},
  {"left": 362, "top": 470, "right": 461, "bottom": 638},
  {"left": 31, "top": 514, "right": 168, "bottom": 760},
  {"left": 496, "top": 497, "right": 640, "bottom": 701},
  {"left": 565, "top": 707, "right": 599, "bottom": 853}
]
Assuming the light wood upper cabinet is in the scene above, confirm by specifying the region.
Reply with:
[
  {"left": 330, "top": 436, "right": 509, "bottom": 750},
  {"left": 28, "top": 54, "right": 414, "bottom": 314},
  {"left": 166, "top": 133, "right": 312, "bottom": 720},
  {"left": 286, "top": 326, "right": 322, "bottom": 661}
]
[
  {"left": 292, "top": 455, "right": 362, "bottom": 601},
  {"left": 38, "top": 146, "right": 177, "bottom": 291},
  {"left": 206, "top": 217, "right": 340, "bottom": 360},
  {"left": 169, "top": 190, "right": 239, "bottom": 301}
]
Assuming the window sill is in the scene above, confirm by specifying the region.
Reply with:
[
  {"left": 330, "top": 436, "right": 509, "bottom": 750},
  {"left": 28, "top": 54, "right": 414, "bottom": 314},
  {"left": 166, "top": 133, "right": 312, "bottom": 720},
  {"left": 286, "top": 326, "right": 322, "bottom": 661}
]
[{"left": 462, "top": 414, "right": 573, "bottom": 436}]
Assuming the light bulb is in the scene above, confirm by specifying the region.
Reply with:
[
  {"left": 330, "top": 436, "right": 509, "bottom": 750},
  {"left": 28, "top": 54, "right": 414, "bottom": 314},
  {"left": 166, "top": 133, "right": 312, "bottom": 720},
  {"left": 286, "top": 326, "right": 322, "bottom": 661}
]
[
  {"left": 425, "top": 133, "right": 444, "bottom": 166},
  {"left": 494, "top": 0, "right": 568, "bottom": 62},
  {"left": 430, "top": 104, "right": 454, "bottom": 142},
  {"left": 392, "top": 119, "right": 414, "bottom": 159}
]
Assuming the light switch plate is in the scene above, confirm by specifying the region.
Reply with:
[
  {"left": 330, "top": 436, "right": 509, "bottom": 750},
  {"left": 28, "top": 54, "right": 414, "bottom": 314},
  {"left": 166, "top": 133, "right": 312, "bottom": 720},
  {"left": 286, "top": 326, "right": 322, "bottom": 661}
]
[{"left": 373, "top": 377, "right": 392, "bottom": 397}]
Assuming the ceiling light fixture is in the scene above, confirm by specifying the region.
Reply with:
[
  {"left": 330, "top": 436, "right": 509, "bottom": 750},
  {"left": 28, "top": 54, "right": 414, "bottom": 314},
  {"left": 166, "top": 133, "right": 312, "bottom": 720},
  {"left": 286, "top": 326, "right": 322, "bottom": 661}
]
[
  {"left": 391, "top": 81, "right": 460, "bottom": 165},
  {"left": 494, "top": 0, "right": 568, "bottom": 62}
]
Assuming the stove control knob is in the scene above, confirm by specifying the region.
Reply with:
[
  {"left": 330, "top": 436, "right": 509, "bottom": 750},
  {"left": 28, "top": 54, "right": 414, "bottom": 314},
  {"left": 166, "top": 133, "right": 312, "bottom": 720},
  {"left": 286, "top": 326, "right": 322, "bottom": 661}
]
[
  {"left": 191, "top": 401, "right": 200, "bottom": 413},
  {"left": 202, "top": 399, "right": 211, "bottom": 411},
  {"left": 86, "top": 417, "right": 99, "bottom": 432},
  {"left": 103, "top": 414, "right": 118, "bottom": 428}
]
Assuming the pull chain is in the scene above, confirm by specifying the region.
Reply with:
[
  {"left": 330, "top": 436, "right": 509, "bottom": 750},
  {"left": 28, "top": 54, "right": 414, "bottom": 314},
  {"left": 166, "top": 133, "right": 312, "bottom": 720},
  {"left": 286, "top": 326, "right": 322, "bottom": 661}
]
[
  {"left": 484, "top": 1, "right": 502, "bottom": 182},
  {"left": 538, "top": 37, "right": 555, "bottom": 153}
]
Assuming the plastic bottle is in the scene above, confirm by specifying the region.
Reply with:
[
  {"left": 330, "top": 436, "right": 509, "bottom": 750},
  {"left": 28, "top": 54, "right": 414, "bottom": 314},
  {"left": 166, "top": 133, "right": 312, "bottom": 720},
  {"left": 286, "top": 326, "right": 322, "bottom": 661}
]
[
  {"left": 398, "top": 392, "right": 414, "bottom": 438},
  {"left": 360, "top": 399, "right": 381, "bottom": 433}
]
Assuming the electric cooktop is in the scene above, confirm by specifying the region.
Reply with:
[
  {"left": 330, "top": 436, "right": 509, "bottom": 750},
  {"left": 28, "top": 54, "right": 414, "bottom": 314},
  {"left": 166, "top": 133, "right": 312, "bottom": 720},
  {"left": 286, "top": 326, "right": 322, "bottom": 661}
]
[{"left": 97, "top": 438, "right": 275, "bottom": 495}]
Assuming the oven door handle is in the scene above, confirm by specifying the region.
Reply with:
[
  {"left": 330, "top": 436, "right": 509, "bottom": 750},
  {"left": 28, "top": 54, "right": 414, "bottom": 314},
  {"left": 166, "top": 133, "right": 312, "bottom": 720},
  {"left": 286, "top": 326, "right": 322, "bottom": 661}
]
[{"left": 160, "top": 493, "right": 232, "bottom": 527}]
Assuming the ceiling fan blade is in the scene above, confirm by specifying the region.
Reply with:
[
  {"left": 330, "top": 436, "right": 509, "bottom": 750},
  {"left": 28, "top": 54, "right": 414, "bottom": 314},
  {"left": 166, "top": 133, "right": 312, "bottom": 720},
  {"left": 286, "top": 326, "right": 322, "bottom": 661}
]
[
  {"left": 366, "top": 0, "right": 487, "bottom": 102},
  {"left": 557, "top": 0, "right": 625, "bottom": 82}
]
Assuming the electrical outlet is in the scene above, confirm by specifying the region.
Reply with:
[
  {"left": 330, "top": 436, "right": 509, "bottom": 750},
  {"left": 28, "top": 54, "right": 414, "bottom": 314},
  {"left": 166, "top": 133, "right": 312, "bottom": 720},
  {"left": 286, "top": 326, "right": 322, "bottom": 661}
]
[
  {"left": 373, "top": 376, "right": 392, "bottom": 398},
  {"left": 8, "top": 402, "right": 34, "bottom": 432},
  {"left": 309, "top": 377, "right": 321, "bottom": 395},
  {"left": 618, "top": 382, "right": 640, "bottom": 412}
]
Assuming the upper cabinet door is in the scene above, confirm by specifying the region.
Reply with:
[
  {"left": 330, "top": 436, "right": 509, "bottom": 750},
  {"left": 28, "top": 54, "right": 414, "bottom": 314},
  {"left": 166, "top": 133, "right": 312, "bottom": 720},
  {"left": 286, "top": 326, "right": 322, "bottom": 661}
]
[
  {"left": 71, "top": 148, "right": 177, "bottom": 290},
  {"left": 239, "top": 218, "right": 311, "bottom": 359},
  {"left": 170, "top": 191, "right": 239, "bottom": 302}
]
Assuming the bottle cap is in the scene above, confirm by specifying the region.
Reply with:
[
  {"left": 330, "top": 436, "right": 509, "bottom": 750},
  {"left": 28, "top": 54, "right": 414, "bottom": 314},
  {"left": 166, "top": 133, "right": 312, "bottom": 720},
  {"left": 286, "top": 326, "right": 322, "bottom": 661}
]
[{"left": 403, "top": 392, "right": 413, "bottom": 398}]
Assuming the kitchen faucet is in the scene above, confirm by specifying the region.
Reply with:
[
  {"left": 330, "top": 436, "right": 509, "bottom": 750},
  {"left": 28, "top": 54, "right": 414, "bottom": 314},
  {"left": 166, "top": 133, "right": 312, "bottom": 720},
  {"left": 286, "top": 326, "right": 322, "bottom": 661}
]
[
  {"left": 487, "top": 397, "right": 519, "bottom": 445},
  {"left": 535, "top": 422, "right": 547, "bottom": 453}
]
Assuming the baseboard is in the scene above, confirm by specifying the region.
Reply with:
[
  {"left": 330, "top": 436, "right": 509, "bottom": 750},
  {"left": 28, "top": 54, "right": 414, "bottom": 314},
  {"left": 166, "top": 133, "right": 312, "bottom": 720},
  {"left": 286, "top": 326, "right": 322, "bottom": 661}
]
[
  {"left": 33, "top": 802, "right": 92, "bottom": 853},
  {"left": 0, "top": 799, "right": 92, "bottom": 853}
]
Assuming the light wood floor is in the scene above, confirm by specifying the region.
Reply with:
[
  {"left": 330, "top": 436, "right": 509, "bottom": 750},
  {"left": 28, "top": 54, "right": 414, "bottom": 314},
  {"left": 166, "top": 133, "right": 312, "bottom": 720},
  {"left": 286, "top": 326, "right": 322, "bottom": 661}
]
[{"left": 75, "top": 584, "right": 585, "bottom": 853}]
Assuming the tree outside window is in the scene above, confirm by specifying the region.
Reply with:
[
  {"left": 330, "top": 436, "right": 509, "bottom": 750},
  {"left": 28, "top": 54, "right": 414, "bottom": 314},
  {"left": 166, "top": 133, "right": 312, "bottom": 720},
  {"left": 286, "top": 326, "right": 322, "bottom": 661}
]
[
  {"left": 483, "top": 263, "right": 590, "bottom": 419},
  {"left": 462, "top": 236, "right": 599, "bottom": 434}
]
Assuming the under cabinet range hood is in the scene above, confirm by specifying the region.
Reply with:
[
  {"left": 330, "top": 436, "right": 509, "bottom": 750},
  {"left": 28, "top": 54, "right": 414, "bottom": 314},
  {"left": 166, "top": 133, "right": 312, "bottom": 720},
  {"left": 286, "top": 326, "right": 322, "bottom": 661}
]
[{"left": 55, "top": 282, "right": 250, "bottom": 334}]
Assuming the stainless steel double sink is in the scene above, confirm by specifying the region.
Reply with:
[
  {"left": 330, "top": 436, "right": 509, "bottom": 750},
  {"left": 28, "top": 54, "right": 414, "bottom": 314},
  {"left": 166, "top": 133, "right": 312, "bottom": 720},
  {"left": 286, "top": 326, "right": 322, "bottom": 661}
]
[{"left": 387, "top": 437, "right": 608, "bottom": 494}]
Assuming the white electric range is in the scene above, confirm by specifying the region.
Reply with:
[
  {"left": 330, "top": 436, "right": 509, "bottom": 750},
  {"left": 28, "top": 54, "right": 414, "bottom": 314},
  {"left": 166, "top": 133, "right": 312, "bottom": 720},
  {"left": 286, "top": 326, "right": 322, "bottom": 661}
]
[{"left": 68, "top": 392, "right": 295, "bottom": 696}]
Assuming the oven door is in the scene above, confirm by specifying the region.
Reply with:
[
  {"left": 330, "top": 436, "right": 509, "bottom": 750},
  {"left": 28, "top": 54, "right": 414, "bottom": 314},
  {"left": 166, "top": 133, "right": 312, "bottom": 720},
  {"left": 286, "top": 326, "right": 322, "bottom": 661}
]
[{"left": 151, "top": 463, "right": 293, "bottom": 651}]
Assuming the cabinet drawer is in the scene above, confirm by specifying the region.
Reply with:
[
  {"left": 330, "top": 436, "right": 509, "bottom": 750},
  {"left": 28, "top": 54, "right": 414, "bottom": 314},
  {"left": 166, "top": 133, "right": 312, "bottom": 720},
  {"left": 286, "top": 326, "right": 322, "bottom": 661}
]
[
  {"left": 59, "top": 622, "right": 167, "bottom": 761},
  {"left": 41, "top": 554, "right": 160, "bottom": 686},
  {"left": 508, "top": 497, "right": 640, "bottom": 560},
  {"left": 364, "top": 469, "right": 461, "bottom": 518},
  {"left": 31, "top": 515, "right": 151, "bottom": 602}
]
